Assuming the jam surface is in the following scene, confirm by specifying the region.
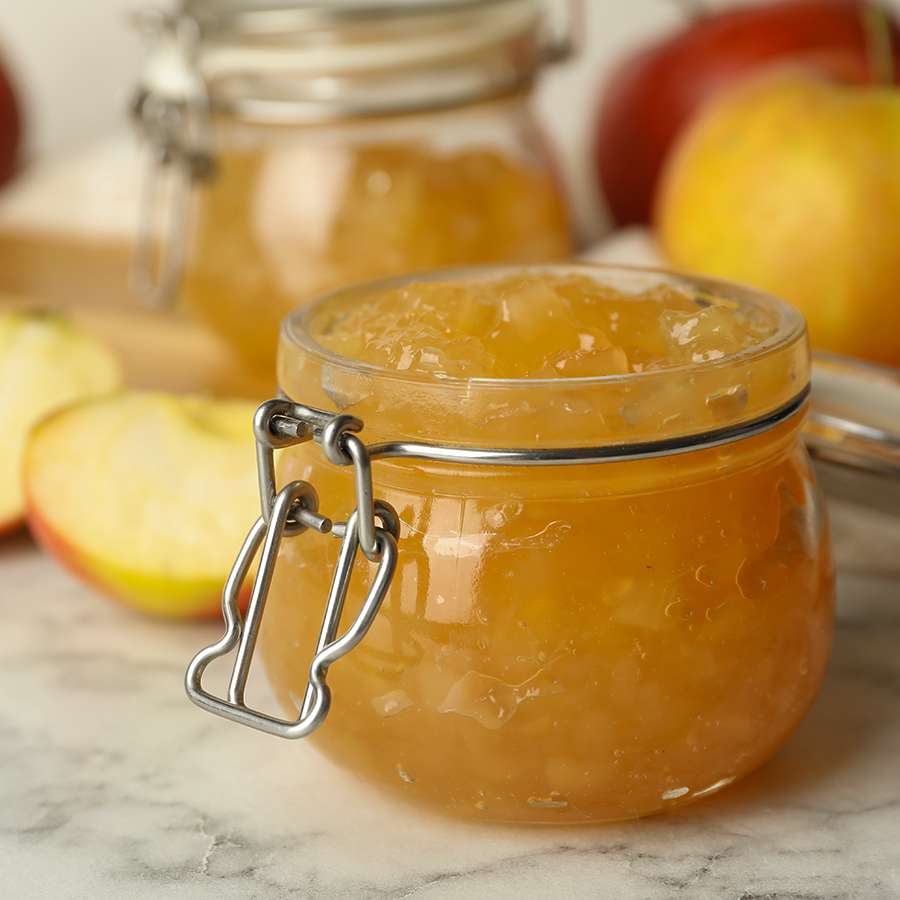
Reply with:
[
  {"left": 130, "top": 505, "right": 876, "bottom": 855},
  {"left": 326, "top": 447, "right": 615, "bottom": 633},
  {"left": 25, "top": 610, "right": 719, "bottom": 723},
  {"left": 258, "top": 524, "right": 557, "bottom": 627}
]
[
  {"left": 312, "top": 272, "right": 778, "bottom": 379},
  {"left": 261, "top": 271, "right": 834, "bottom": 823}
]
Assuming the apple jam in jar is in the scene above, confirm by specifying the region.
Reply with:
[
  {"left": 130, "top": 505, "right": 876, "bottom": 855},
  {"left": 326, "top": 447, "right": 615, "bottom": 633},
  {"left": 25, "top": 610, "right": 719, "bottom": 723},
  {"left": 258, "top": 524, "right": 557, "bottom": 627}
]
[
  {"left": 187, "top": 263, "right": 834, "bottom": 823},
  {"left": 130, "top": 0, "right": 574, "bottom": 371}
]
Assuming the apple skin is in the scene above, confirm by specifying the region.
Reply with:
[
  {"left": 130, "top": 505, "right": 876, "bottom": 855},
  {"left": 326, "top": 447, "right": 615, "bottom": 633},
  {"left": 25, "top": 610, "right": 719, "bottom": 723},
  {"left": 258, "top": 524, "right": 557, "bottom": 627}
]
[
  {"left": 654, "top": 67, "right": 900, "bottom": 366},
  {"left": 26, "top": 506, "right": 252, "bottom": 619},
  {"left": 594, "top": 0, "right": 900, "bottom": 227},
  {"left": 0, "top": 56, "right": 20, "bottom": 187},
  {"left": 23, "top": 391, "right": 262, "bottom": 620}
]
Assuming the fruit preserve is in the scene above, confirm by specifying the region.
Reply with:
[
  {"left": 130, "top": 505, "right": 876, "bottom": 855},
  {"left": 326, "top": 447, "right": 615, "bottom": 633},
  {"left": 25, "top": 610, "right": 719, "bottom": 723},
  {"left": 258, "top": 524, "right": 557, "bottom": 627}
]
[
  {"left": 131, "top": 0, "right": 574, "bottom": 371},
  {"left": 255, "top": 264, "right": 834, "bottom": 823},
  {"left": 181, "top": 131, "right": 571, "bottom": 369}
]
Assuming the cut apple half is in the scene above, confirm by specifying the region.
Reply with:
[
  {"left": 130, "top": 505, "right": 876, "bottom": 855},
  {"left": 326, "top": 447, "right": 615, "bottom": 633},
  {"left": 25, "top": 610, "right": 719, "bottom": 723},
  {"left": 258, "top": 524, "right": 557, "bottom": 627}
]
[
  {"left": 0, "top": 310, "right": 122, "bottom": 536},
  {"left": 24, "top": 390, "right": 262, "bottom": 619}
]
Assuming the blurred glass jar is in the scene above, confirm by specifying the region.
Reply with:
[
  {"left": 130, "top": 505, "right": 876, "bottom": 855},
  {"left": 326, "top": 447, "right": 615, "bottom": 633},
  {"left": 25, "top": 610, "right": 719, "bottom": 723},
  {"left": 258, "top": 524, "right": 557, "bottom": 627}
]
[{"left": 130, "top": 0, "right": 576, "bottom": 370}]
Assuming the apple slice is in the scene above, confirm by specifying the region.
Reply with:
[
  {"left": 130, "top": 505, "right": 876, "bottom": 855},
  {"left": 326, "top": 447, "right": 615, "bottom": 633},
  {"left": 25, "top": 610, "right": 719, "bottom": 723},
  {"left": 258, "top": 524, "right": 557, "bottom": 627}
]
[
  {"left": 23, "top": 390, "right": 262, "bottom": 619},
  {"left": 0, "top": 310, "right": 122, "bottom": 536}
]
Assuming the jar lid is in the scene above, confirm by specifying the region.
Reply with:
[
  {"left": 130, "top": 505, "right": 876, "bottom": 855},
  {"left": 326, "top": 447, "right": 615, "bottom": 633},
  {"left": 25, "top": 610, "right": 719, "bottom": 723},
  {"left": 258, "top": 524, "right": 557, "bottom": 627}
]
[{"left": 138, "top": 0, "right": 570, "bottom": 121}]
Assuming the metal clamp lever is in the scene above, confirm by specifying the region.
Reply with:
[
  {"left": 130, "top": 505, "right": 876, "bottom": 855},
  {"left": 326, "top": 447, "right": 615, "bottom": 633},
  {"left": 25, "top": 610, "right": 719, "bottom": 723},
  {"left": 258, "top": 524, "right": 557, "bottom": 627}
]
[
  {"left": 185, "top": 485, "right": 398, "bottom": 738},
  {"left": 185, "top": 400, "right": 399, "bottom": 739},
  {"left": 129, "top": 10, "right": 213, "bottom": 308}
]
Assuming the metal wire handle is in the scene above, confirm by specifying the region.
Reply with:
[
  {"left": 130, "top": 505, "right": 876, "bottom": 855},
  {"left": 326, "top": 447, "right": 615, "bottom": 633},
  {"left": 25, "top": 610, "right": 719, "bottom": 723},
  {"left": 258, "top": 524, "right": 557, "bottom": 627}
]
[
  {"left": 185, "top": 401, "right": 399, "bottom": 738},
  {"left": 129, "top": 10, "right": 213, "bottom": 308},
  {"left": 540, "top": 0, "right": 584, "bottom": 65}
]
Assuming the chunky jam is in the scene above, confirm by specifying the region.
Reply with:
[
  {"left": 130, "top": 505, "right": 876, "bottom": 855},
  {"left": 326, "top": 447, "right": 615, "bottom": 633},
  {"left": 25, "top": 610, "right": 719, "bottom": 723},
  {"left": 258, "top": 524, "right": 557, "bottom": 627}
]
[
  {"left": 312, "top": 272, "right": 777, "bottom": 378},
  {"left": 260, "top": 271, "right": 834, "bottom": 822},
  {"left": 181, "top": 145, "right": 572, "bottom": 369}
]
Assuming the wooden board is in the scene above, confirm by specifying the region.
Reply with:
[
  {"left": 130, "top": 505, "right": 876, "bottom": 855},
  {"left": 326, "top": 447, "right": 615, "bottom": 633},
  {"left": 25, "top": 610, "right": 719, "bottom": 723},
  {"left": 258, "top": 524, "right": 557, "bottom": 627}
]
[{"left": 0, "top": 231, "right": 276, "bottom": 400}]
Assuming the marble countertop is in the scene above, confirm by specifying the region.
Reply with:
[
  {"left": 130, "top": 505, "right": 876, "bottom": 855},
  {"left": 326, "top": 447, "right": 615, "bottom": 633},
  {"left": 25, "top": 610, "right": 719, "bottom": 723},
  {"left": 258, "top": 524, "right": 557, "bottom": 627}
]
[{"left": 2, "top": 530, "right": 899, "bottom": 900}]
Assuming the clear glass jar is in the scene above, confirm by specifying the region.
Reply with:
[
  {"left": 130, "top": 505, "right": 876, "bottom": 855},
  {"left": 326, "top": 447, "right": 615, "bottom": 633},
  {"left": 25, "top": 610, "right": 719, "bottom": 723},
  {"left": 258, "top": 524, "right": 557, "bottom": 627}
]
[
  {"left": 131, "top": 0, "right": 575, "bottom": 371},
  {"left": 224, "top": 262, "right": 834, "bottom": 823}
]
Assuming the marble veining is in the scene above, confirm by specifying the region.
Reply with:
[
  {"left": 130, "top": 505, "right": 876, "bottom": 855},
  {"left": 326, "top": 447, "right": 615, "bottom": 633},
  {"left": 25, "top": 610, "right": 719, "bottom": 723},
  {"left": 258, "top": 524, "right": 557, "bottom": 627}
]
[{"left": 2, "top": 532, "right": 899, "bottom": 900}]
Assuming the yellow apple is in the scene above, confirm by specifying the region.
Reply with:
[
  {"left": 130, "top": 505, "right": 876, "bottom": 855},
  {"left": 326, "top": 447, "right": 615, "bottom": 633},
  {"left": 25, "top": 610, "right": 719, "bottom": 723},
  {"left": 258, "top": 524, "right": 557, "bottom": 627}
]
[
  {"left": 655, "top": 68, "right": 900, "bottom": 366},
  {"left": 0, "top": 310, "right": 122, "bottom": 536},
  {"left": 23, "top": 390, "right": 261, "bottom": 619}
]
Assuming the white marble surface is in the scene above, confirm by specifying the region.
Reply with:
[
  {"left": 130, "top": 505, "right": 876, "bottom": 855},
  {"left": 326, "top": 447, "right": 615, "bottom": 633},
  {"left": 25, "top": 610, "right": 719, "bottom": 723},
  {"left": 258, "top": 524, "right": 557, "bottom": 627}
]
[{"left": 2, "top": 530, "right": 900, "bottom": 900}]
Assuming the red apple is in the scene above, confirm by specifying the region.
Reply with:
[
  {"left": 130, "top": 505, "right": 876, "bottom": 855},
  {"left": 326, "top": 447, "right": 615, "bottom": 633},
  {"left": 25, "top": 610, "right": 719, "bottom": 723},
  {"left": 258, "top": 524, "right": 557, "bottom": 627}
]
[
  {"left": 0, "top": 52, "right": 20, "bottom": 186},
  {"left": 594, "top": 0, "right": 900, "bottom": 227}
]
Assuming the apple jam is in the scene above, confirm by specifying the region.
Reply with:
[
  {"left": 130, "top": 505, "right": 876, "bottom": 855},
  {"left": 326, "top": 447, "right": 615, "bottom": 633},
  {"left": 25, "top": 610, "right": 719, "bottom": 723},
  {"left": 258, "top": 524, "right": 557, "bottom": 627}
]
[
  {"left": 259, "top": 265, "right": 834, "bottom": 822},
  {"left": 180, "top": 131, "right": 571, "bottom": 370},
  {"left": 132, "top": 0, "right": 576, "bottom": 372}
]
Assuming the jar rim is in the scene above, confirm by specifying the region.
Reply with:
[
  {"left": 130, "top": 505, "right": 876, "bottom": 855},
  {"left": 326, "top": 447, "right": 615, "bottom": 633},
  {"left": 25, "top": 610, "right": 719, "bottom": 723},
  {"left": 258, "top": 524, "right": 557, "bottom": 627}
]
[
  {"left": 181, "top": 0, "right": 539, "bottom": 34},
  {"left": 281, "top": 262, "right": 807, "bottom": 389},
  {"left": 277, "top": 263, "right": 810, "bottom": 449},
  {"left": 154, "top": 0, "right": 556, "bottom": 120}
]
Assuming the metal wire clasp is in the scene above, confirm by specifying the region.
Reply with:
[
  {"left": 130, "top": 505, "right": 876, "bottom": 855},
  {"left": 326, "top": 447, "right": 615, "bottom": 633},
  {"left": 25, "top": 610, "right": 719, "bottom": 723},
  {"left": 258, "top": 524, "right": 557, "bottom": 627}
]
[
  {"left": 185, "top": 400, "right": 399, "bottom": 739},
  {"left": 129, "top": 10, "right": 213, "bottom": 308}
]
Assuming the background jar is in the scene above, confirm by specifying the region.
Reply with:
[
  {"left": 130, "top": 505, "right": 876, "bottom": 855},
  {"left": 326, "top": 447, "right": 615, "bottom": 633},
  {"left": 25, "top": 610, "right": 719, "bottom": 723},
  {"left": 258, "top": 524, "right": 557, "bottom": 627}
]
[
  {"left": 130, "top": 0, "right": 576, "bottom": 371},
  {"left": 254, "top": 263, "right": 834, "bottom": 824}
]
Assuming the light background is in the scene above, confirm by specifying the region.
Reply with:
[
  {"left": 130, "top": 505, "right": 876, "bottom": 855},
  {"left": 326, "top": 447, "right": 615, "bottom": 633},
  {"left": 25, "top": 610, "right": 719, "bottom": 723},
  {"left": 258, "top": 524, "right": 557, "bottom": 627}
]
[{"left": 0, "top": 0, "right": 898, "bottom": 240}]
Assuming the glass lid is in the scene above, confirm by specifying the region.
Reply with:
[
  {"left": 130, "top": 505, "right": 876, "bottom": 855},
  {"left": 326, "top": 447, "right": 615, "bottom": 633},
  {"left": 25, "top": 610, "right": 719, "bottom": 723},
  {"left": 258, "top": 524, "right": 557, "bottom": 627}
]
[{"left": 143, "top": 0, "right": 564, "bottom": 119}]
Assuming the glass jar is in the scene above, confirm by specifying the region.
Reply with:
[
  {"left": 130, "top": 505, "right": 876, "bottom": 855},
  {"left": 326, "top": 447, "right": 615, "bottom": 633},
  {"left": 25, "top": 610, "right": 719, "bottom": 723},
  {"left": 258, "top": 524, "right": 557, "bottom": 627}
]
[
  {"left": 130, "top": 0, "right": 576, "bottom": 371},
  {"left": 187, "top": 263, "right": 834, "bottom": 824}
]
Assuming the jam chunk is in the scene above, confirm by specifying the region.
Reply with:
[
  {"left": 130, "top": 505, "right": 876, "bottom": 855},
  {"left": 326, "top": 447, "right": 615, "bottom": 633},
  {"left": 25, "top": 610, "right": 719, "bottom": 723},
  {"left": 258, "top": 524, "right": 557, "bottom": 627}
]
[{"left": 314, "top": 272, "right": 774, "bottom": 379}]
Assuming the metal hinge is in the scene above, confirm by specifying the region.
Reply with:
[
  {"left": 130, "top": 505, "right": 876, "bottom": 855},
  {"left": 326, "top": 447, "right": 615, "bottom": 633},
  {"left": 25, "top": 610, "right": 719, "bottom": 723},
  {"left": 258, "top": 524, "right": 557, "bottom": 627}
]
[{"left": 185, "top": 399, "right": 399, "bottom": 739}]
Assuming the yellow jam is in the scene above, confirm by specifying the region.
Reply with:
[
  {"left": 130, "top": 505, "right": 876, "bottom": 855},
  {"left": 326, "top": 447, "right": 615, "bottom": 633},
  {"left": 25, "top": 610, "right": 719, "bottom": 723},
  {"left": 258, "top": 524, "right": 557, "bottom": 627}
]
[
  {"left": 181, "top": 143, "right": 572, "bottom": 369},
  {"left": 260, "top": 268, "right": 834, "bottom": 822}
]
